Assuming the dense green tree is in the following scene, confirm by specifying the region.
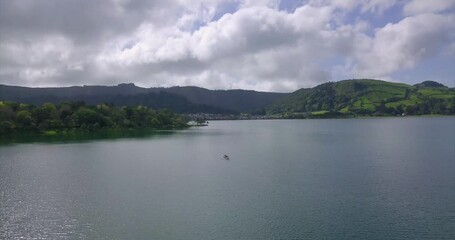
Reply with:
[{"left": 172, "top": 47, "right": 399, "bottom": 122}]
[
  {"left": 0, "top": 101, "right": 187, "bottom": 135},
  {"left": 72, "top": 108, "right": 105, "bottom": 128},
  {"left": 0, "top": 121, "right": 15, "bottom": 134},
  {"left": 0, "top": 104, "right": 15, "bottom": 121},
  {"left": 16, "top": 110, "right": 36, "bottom": 129}
]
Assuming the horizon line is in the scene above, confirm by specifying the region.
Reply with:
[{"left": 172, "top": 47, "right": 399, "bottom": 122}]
[{"left": 0, "top": 78, "right": 450, "bottom": 93}]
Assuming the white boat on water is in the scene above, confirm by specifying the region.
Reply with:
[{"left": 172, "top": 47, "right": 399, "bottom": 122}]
[{"left": 187, "top": 120, "right": 209, "bottom": 126}]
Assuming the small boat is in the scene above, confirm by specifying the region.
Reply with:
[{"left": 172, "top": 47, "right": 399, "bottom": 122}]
[
  {"left": 187, "top": 120, "right": 209, "bottom": 126},
  {"left": 222, "top": 155, "right": 229, "bottom": 160}
]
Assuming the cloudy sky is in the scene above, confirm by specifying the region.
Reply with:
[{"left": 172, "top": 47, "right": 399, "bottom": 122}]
[{"left": 0, "top": 0, "right": 454, "bottom": 92}]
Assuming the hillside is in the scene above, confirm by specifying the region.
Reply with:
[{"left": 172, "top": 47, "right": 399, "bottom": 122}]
[
  {"left": 2, "top": 79, "right": 453, "bottom": 117},
  {"left": 0, "top": 84, "right": 286, "bottom": 114},
  {"left": 267, "top": 79, "right": 455, "bottom": 116},
  {"left": 163, "top": 86, "right": 286, "bottom": 113}
]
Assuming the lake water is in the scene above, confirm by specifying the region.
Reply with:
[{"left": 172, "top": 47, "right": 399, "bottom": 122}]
[{"left": 1, "top": 118, "right": 454, "bottom": 239}]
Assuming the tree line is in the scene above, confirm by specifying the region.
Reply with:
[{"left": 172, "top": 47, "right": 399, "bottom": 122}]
[{"left": 0, "top": 101, "right": 188, "bottom": 135}]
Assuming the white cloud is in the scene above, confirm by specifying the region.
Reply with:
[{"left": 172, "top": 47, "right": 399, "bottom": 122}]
[
  {"left": 19, "top": 67, "right": 60, "bottom": 82},
  {"left": 240, "top": 0, "right": 279, "bottom": 8},
  {"left": 191, "top": 6, "right": 301, "bottom": 61},
  {"left": 327, "top": 0, "right": 358, "bottom": 10},
  {"left": 359, "top": 0, "right": 399, "bottom": 14},
  {"left": 0, "top": 0, "right": 454, "bottom": 90},
  {"left": 447, "top": 42, "right": 455, "bottom": 56},
  {"left": 351, "top": 13, "right": 455, "bottom": 77},
  {"left": 0, "top": 36, "right": 73, "bottom": 65},
  {"left": 404, "top": 0, "right": 455, "bottom": 16},
  {"left": 96, "top": 4, "right": 336, "bottom": 91},
  {"left": 310, "top": 0, "right": 400, "bottom": 14}
]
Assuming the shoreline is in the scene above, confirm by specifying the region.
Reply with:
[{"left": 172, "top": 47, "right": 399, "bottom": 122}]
[
  {"left": 2, "top": 115, "right": 453, "bottom": 145},
  {"left": 0, "top": 128, "right": 186, "bottom": 146},
  {"left": 202, "top": 114, "right": 455, "bottom": 121}
]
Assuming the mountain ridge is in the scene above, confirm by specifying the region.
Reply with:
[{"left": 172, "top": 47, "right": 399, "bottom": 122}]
[
  {"left": 267, "top": 79, "right": 454, "bottom": 116},
  {"left": 0, "top": 83, "right": 286, "bottom": 114},
  {"left": 1, "top": 79, "right": 454, "bottom": 116}
]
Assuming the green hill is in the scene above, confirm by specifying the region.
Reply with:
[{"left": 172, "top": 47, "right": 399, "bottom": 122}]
[
  {"left": 0, "top": 84, "right": 285, "bottom": 114},
  {"left": 267, "top": 79, "right": 455, "bottom": 117},
  {"left": 1, "top": 79, "right": 453, "bottom": 117}
]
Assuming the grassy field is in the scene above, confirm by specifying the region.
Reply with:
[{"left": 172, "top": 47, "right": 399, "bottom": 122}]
[{"left": 267, "top": 79, "right": 454, "bottom": 116}]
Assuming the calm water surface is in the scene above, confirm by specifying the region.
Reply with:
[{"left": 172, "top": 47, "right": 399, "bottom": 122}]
[{"left": 1, "top": 118, "right": 454, "bottom": 239}]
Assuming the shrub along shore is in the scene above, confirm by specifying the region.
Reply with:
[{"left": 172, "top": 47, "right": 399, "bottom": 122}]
[{"left": 0, "top": 101, "right": 188, "bottom": 136}]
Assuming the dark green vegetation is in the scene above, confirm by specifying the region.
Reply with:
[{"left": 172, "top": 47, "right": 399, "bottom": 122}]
[
  {"left": 0, "top": 128, "right": 177, "bottom": 145},
  {"left": 0, "top": 101, "right": 187, "bottom": 135},
  {"left": 1, "top": 79, "right": 453, "bottom": 120},
  {"left": 268, "top": 80, "right": 455, "bottom": 118},
  {"left": 0, "top": 83, "right": 285, "bottom": 114}
]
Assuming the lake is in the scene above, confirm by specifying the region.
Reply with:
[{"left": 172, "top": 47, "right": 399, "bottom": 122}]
[{"left": 1, "top": 117, "right": 454, "bottom": 239}]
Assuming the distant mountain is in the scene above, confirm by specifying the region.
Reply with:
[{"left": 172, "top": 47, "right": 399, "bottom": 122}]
[
  {"left": 0, "top": 83, "right": 286, "bottom": 114},
  {"left": 2, "top": 79, "right": 453, "bottom": 116},
  {"left": 163, "top": 86, "right": 286, "bottom": 113},
  {"left": 267, "top": 79, "right": 455, "bottom": 116},
  {"left": 413, "top": 80, "right": 448, "bottom": 89}
]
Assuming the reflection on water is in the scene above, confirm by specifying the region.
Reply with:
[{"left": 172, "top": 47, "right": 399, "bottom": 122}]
[
  {"left": 0, "top": 129, "right": 178, "bottom": 145},
  {"left": 1, "top": 117, "right": 454, "bottom": 239}
]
